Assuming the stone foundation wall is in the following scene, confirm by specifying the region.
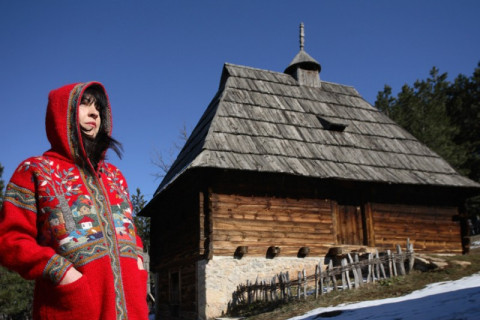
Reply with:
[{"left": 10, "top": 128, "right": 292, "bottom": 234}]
[{"left": 197, "top": 256, "right": 324, "bottom": 319}]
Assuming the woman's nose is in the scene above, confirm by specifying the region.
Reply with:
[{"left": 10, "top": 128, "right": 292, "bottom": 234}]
[{"left": 89, "top": 105, "right": 99, "bottom": 118}]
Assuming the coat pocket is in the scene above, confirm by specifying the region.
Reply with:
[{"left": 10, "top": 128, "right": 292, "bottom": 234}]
[{"left": 40, "top": 274, "right": 99, "bottom": 320}]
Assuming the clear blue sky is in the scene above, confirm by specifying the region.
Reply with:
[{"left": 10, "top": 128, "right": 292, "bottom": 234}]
[{"left": 1, "top": 1, "right": 479, "bottom": 200}]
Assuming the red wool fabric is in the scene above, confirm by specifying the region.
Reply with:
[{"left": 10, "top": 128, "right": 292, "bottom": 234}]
[{"left": 0, "top": 82, "right": 149, "bottom": 320}]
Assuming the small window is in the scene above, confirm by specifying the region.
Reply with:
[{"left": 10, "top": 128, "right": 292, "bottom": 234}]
[{"left": 317, "top": 116, "right": 347, "bottom": 132}]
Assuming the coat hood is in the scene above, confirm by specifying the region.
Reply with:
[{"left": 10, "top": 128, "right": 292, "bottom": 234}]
[{"left": 45, "top": 82, "right": 112, "bottom": 167}]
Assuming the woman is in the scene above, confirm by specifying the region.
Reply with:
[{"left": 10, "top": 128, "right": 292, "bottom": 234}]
[{"left": 0, "top": 82, "right": 149, "bottom": 320}]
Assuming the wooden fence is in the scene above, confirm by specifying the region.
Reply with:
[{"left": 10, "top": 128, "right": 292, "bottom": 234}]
[{"left": 229, "top": 240, "right": 415, "bottom": 307}]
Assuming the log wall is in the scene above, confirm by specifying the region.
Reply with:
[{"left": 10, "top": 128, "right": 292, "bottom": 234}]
[
  {"left": 210, "top": 193, "right": 336, "bottom": 256},
  {"left": 370, "top": 203, "right": 462, "bottom": 253},
  {"left": 150, "top": 181, "right": 202, "bottom": 320}
]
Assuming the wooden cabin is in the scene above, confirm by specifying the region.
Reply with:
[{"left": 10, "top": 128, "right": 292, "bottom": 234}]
[{"left": 142, "top": 25, "right": 480, "bottom": 320}]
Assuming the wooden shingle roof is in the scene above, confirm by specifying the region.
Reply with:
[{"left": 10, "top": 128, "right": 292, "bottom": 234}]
[{"left": 155, "top": 63, "right": 479, "bottom": 195}]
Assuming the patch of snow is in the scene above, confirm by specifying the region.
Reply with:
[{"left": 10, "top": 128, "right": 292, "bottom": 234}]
[
  {"left": 288, "top": 273, "right": 480, "bottom": 320},
  {"left": 471, "top": 241, "right": 480, "bottom": 247}
]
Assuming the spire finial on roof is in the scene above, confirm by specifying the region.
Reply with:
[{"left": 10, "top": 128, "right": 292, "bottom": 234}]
[
  {"left": 284, "top": 22, "right": 321, "bottom": 85},
  {"left": 300, "top": 22, "right": 305, "bottom": 51}
]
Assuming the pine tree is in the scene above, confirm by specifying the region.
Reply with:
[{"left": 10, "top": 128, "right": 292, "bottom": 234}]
[
  {"left": 447, "top": 63, "right": 480, "bottom": 216},
  {"left": 447, "top": 63, "right": 480, "bottom": 180},
  {"left": 131, "top": 188, "right": 150, "bottom": 252},
  {"left": 375, "top": 67, "right": 467, "bottom": 171},
  {"left": 374, "top": 85, "right": 395, "bottom": 117},
  {"left": 374, "top": 64, "right": 480, "bottom": 220}
]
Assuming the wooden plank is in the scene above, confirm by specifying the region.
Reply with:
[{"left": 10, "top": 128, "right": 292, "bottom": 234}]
[
  {"left": 364, "top": 202, "right": 376, "bottom": 246},
  {"left": 209, "top": 192, "right": 338, "bottom": 256},
  {"left": 336, "top": 204, "right": 364, "bottom": 245},
  {"left": 213, "top": 218, "right": 333, "bottom": 232},
  {"left": 369, "top": 202, "right": 461, "bottom": 253},
  {"left": 212, "top": 193, "right": 333, "bottom": 208},
  {"left": 211, "top": 202, "right": 334, "bottom": 215},
  {"left": 330, "top": 201, "right": 339, "bottom": 245},
  {"left": 212, "top": 229, "right": 334, "bottom": 241},
  {"left": 213, "top": 211, "right": 333, "bottom": 223}
]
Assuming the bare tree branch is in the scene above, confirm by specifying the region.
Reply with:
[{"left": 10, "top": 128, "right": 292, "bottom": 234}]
[{"left": 151, "top": 123, "right": 189, "bottom": 180}]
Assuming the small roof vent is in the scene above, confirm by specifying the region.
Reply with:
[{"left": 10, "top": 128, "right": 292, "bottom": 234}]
[{"left": 317, "top": 116, "right": 347, "bottom": 132}]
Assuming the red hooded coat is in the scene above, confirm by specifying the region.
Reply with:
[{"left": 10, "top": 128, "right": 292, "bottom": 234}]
[{"left": 0, "top": 82, "right": 149, "bottom": 320}]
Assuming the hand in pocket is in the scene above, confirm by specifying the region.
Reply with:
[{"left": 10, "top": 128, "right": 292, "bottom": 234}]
[{"left": 59, "top": 267, "right": 83, "bottom": 285}]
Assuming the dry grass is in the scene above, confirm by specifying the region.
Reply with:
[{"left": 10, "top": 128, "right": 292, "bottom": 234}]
[{"left": 228, "top": 254, "right": 480, "bottom": 320}]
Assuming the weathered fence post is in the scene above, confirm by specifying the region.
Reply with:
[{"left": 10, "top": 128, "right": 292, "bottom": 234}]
[
  {"left": 325, "top": 262, "right": 331, "bottom": 292},
  {"left": 407, "top": 239, "right": 415, "bottom": 273},
  {"left": 341, "top": 258, "right": 352, "bottom": 289},
  {"left": 325, "top": 260, "right": 336, "bottom": 292},
  {"left": 367, "top": 253, "right": 375, "bottom": 283},
  {"left": 297, "top": 271, "right": 302, "bottom": 299},
  {"left": 376, "top": 250, "right": 387, "bottom": 279},
  {"left": 392, "top": 251, "right": 398, "bottom": 276},
  {"left": 319, "top": 262, "right": 325, "bottom": 296},
  {"left": 387, "top": 250, "right": 393, "bottom": 277},
  {"left": 354, "top": 254, "right": 363, "bottom": 287},
  {"left": 348, "top": 253, "right": 360, "bottom": 288},
  {"left": 396, "top": 244, "right": 406, "bottom": 276},
  {"left": 303, "top": 269, "right": 307, "bottom": 300},
  {"left": 374, "top": 251, "right": 380, "bottom": 280}
]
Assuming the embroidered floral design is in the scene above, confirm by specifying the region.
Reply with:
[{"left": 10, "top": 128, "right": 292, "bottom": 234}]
[
  {"left": 17, "top": 157, "right": 106, "bottom": 255},
  {"left": 104, "top": 165, "right": 136, "bottom": 243},
  {"left": 104, "top": 166, "right": 129, "bottom": 202},
  {"left": 20, "top": 157, "right": 82, "bottom": 232}
]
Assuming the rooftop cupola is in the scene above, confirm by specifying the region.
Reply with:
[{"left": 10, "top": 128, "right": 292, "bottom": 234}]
[{"left": 284, "top": 23, "right": 321, "bottom": 87}]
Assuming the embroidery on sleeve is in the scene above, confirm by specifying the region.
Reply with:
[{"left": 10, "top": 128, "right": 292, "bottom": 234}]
[{"left": 4, "top": 182, "right": 37, "bottom": 213}]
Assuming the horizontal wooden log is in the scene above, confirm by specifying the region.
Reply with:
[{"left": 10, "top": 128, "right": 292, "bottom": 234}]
[
  {"left": 370, "top": 202, "right": 461, "bottom": 254},
  {"left": 213, "top": 211, "right": 333, "bottom": 223},
  {"left": 373, "top": 227, "right": 460, "bottom": 237},
  {"left": 375, "top": 222, "right": 456, "bottom": 231},
  {"left": 212, "top": 203, "right": 333, "bottom": 213},
  {"left": 372, "top": 215, "right": 459, "bottom": 225},
  {"left": 211, "top": 194, "right": 333, "bottom": 209},
  {"left": 212, "top": 229, "right": 334, "bottom": 241},
  {"left": 213, "top": 219, "right": 333, "bottom": 233},
  {"left": 371, "top": 203, "right": 458, "bottom": 215}
]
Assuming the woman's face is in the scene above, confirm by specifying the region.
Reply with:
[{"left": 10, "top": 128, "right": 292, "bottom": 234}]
[{"left": 79, "top": 94, "right": 101, "bottom": 138}]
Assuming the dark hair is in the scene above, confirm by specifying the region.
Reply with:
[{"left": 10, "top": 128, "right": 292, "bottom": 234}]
[{"left": 80, "top": 86, "right": 123, "bottom": 170}]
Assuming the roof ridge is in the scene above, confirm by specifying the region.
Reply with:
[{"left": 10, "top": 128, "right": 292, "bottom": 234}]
[{"left": 224, "top": 62, "right": 356, "bottom": 89}]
